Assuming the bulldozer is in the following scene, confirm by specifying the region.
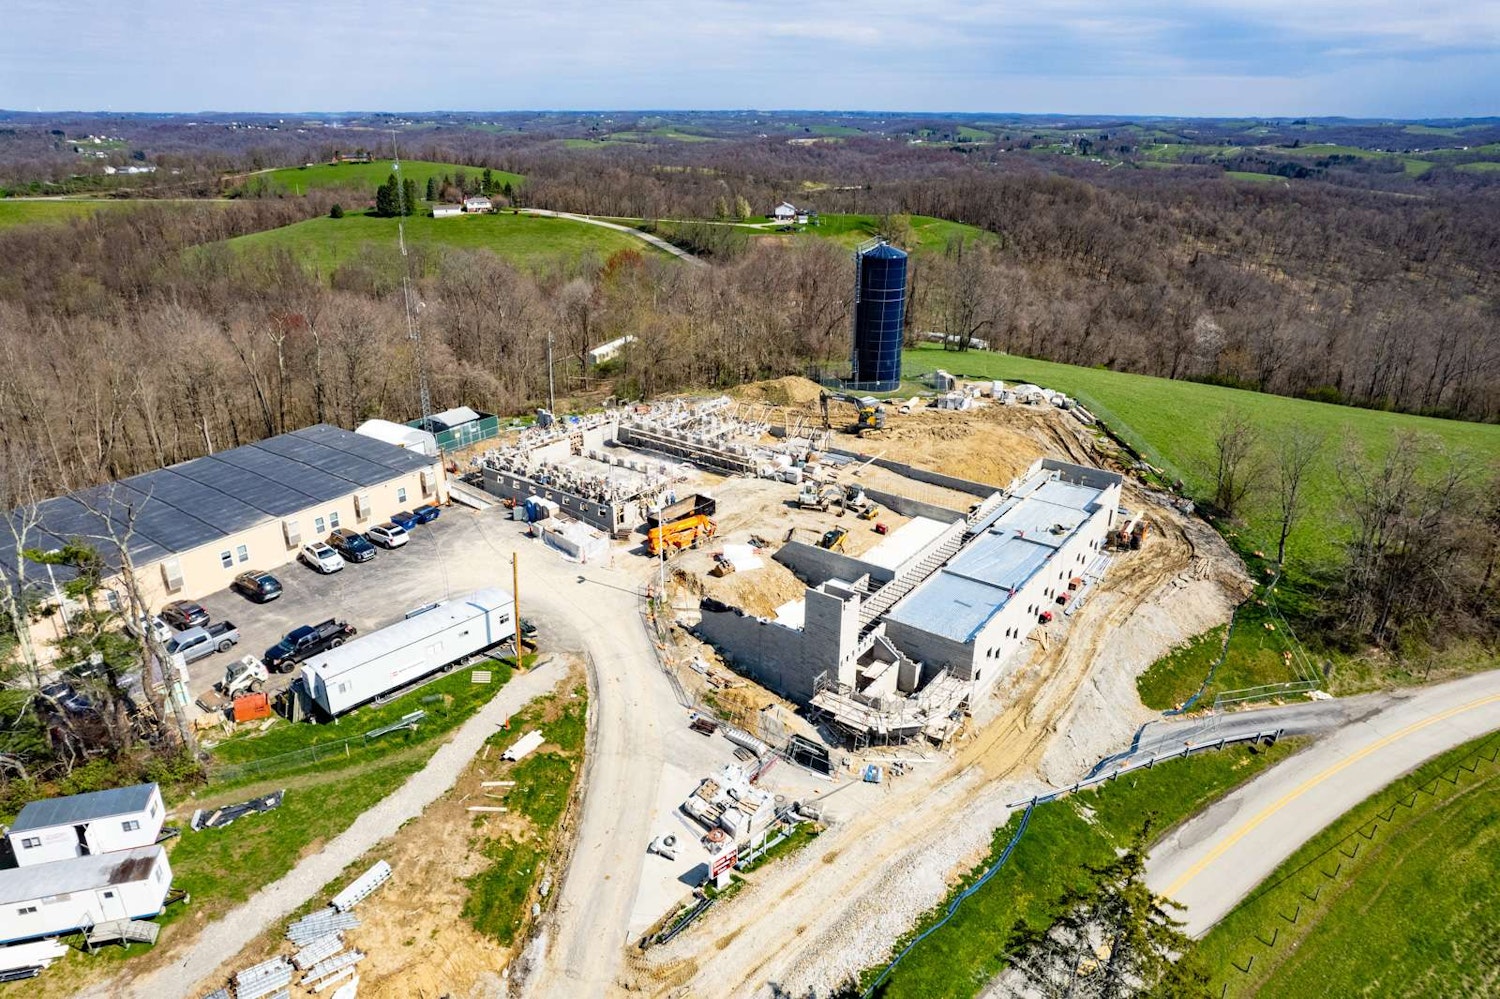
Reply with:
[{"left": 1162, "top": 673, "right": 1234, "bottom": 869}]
[
  {"left": 647, "top": 515, "right": 717, "bottom": 556},
  {"left": 820, "top": 392, "right": 887, "bottom": 437},
  {"left": 819, "top": 528, "right": 849, "bottom": 552}
]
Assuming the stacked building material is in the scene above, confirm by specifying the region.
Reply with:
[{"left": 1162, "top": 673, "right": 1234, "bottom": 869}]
[
  {"left": 286, "top": 908, "right": 359, "bottom": 946},
  {"left": 234, "top": 955, "right": 292, "bottom": 999}
]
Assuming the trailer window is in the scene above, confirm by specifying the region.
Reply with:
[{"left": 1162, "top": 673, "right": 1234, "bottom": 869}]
[
  {"left": 122, "top": 820, "right": 140, "bottom": 832},
  {"left": 17, "top": 906, "right": 36, "bottom": 916},
  {"left": 219, "top": 550, "right": 233, "bottom": 569},
  {"left": 236, "top": 545, "right": 249, "bottom": 564},
  {"left": 19, "top": 837, "right": 39, "bottom": 849},
  {"left": 329, "top": 511, "right": 341, "bottom": 529},
  {"left": 314, "top": 517, "right": 326, "bottom": 535},
  {"left": 397, "top": 487, "right": 408, "bottom": 503}
]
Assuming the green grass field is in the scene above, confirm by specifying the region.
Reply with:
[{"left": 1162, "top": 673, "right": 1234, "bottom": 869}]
[
  {"left": 0, "top": 199, "right": 128, "bottom": 229},
  {"left": 253, "top": 159, "right": 522, "bottom": 197},
  {"left": 462, "top": 682, "right": 586, "bottom": 945},
  {"left": 777, "top": 213, "right": 990, "bottom": 256},
  {"left": 902, "top": 347, "right": 1500, "bottom": 571},
  {"left": 1455, "top": 160, "right": 1500, "bottom": 173},
  {"left": 1197, "top": 732, "right": 1500, "bottom": 998},
  {"left": 223, "top": 210, "right": 658, "bottom": 274},
  {"left": 865, "top": 740, "right": 1301, "bottom": 999},
  {"left": 1224, "top": 170, "right": 1282, "bottom": 183}
]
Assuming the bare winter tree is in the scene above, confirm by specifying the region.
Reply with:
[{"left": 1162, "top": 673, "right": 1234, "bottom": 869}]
[
  {"left": 1272, "top": 422, "right": 1327, "bottom": 567},
  {"left": 1210, "top": 410, "right": 1262, "bottom": 519}
]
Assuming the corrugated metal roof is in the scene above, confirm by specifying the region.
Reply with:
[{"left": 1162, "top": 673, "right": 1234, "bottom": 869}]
[
  {"left": 0, "top": 425, "right": 434, "bottom": 586},
  {"left": 11, "top": 783, "right": 157, "bottom": 832},
  {"left": 0, "top": 846, "right": 164, "bottom": 905}
]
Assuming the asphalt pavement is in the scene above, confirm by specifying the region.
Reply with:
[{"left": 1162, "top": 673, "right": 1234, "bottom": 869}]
[{"left": 1145, "top": 669, "right": 1500, "bottom": 936}]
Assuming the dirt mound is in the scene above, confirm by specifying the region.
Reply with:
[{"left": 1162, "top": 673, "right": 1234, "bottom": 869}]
[{"left": 730, "top": 375, "right": 825, "bottom": 408}]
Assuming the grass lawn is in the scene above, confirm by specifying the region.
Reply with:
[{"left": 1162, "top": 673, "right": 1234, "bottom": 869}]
[
  {"left": 901, "top": 347, "right": 1500, "bottom": 573},
  {"left": 255, "top": 160, "right": 522, "bottom": 196},
  {"left": 1135, "top": 597, "right": 1307, "bottom": 711},
  {"left": 462, "top": 681, "right": 586, "bottom": 945},
  {"left": 0, "top": 199, "right": 128, "bottom": 229},
  {"left": 1455, "top": 160, "right": 1500, "bottom": 173},
  {"left": 777, "top": 213, "right": 990, "bottom": 256},
  {"left": 865, "top": 740, "right": 1301, "bottom": 999},
  {"left": 223, "top": 210, "right": 657, "bottom": 274},
  {"left": 1196, "top": 732, "right": 1500, "bottom": 998},
  {"left": 1223, "top": 170, "right": 1282, "bottom": 183}
]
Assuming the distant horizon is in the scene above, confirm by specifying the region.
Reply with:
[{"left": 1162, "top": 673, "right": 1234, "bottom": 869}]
[
  {"left": 4, "top": 1, "right": 1496, "bottom": 118},
  {"left": 3, "top": 108, "right": 1497, "bottom": 124}
]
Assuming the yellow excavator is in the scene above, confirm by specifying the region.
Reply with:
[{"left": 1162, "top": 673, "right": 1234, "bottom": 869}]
[{"left": 820, "top": 392, "right": 887, "bottom": 437}]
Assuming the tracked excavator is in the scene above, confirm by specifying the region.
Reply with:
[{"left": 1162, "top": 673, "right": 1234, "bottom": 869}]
[{"left": 820, "top": 392, "right": 887, "bottom": 437}]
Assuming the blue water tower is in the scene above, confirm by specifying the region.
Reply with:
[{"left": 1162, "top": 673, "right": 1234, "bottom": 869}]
[{"left": 850, "top": 240, "right": 907, "bottom": 392}]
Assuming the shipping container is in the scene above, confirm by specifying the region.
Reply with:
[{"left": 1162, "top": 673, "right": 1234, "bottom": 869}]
[{"left": 301, "top": 588, "right": 514, "bottom": 717}]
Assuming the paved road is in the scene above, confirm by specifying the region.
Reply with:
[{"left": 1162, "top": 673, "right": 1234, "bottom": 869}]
[
  {"left": 98, "top": 661, "right": 566, "bottom": 999},
  {"left": 516, "top": 208, "right": 708, "bottom": 266},
  {"left": 1146, "top": 670, "right": 1500, "bottom": 936}
]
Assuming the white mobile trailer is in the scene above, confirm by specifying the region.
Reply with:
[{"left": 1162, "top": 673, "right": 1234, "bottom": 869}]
[
  {"left": 0, "top": 846, "right": 172, "bottom": 945},
  {"left": 301, "top": 588, "right": 514, "bottom": 717}
]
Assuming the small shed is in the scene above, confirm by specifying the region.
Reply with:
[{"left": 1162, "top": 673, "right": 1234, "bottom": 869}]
[
  {"left": 7, "top": 784, "right": 163, "bottom": 868},
  {"left": 410, "top": 406, "right": 500, "bottom": 450},
  {"left": 588, "top": 335, "right": 636, "bottom": 367},
  {"left": 431, "top": 204, "right": 462, "bottom": 218},
  {"left": 0, "top": 845, "right": 172, "bottom": 945},
  {"left": 355, "top": 419, "right": 438, "bottom": 458}
]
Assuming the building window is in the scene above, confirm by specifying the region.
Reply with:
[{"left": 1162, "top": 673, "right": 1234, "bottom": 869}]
[
  {"left": 397, "top": 487, "right": 408, "bottom": 503},
  {"left": 17, "top": 906, "right": 36, "bottom": 916},
  {"left": 236, "top": 545, "right": 249, "bottom": 564},
  {"left": 219, "top": 550, "right": 233, "bottom": 569},
  {"left": 150, "top": 801, "right": 158, "bottom": 818},
  {"left": 122, "top": 819, "right": 140, "bottom": 833},
  {"left": 314, "top": 517, "right": 326, "bottom": 535},
  {"left": 19, "top": 837, "right": 39, "bottom": 849},
  {"left": 329, "top": 511, "right": 341, "bottom": 529},
  {"left": 103, "top": 891, "right": 115, "bottom": 899}
]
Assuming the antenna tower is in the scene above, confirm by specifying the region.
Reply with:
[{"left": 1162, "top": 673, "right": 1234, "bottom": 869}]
[{"left": 392, "top": 130, "right": 433, "bottom": 429}]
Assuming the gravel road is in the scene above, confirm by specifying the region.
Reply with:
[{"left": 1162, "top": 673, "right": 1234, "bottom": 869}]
[
  {"left": 1147, "top": 668, "right": 1500, "bottom": 935},
  {"left": 89, "top": 661, "right": 565, "bottom": 999}
]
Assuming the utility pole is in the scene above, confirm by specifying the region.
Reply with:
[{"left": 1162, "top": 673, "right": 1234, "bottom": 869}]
[
  {"left": 546, "top": 331, "right": 556, "bottom": 416},
  {"left": 512, "top": 553, "right": 525, "bottom": 669}
]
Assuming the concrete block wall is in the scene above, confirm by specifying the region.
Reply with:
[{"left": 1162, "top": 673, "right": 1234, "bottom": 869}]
[
  {"left": 881, "top": 619, "right": 975, "bottom": 684},
  {"left": 828, "top": 449, "right": 998, "bottom": 499},
  {"left": 695, "top": 608, "right": 824, "bottom": 704},
  {"left": 774, "top": 542, "right": 893, "bottom": 588},
  {"left": 861, "top": 487, "right": 967, "bottom": 522},
  {"left": 479, "top": 467, "right": 626, "bottom": 534}
]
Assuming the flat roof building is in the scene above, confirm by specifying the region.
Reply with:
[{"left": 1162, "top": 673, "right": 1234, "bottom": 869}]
[
  {"left": 8, "top": 783, "right": 164, "bottom": 867},
  {"left": 1, "top": 425, "right": 447, "bottom": 657}
]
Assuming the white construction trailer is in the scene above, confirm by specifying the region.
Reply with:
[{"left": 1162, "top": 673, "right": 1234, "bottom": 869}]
[
  {"left": 300, "top": 588, "right": 515, "bottom": 717},
  {"left": 0, "top": 846, "right": 172, "bottom": 945},
  {"left": 6, "top": 783, "right": 164, "bottom": 868}
]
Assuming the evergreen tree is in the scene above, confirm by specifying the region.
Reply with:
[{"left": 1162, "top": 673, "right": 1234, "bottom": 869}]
[
  {"left": 330, "top": 203, "right": 344, "bottom": 219},
  {"left": 425, "top": 176, "right": 438, "bottom": 201},
  {"left": 401, "top": 177, "right": 419, "bottom": 216},
  {"left": 374, "top": 172, "right": 398, "bottom": 217},
  {"left": 1002, "top": 834, "right": 1211, "bottom": 999},
  {"left": 482, "top": 168, "right": 493, "bottom": 194}
]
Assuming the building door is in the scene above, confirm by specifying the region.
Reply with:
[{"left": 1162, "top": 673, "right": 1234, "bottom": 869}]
[{"left": 99, "top": 888, "right": 128, "bottom": 922}]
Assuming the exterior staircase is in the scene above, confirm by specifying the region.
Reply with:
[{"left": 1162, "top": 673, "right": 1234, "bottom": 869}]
[{"left": 858, "top": 528, "right": 967, "bottom": 630}]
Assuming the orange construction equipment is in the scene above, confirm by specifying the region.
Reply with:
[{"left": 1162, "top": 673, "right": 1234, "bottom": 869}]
[{"left": 647, "top": 515, "right": 717, "bottom": 556}]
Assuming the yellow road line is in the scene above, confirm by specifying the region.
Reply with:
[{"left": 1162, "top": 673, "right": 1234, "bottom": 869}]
[{"left": 1163, "top": 693, "right": 1500, "bottom": 896}]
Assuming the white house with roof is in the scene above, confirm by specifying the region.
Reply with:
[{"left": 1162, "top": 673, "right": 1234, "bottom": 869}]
[
  {"left": 463, "top": 195, "right": 492, "bottom": 213},
  {"left": 772, "top": 201, "right": 798, "bottom": 221},
  {"left": 0, "top": 846, "right": 173, "bottom": 944},
  {"left": 6, "top": 784, "right": 164, "bottom": 867}
]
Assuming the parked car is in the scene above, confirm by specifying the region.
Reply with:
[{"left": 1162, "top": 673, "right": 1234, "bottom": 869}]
[
  {"left": 231, "top": 570, "right": 283, "bottom": 603},
  {"left": 165, "top": 621, "right": 240, "bottom": 664},
  {"left": 161, "top": 600, "right": 210, "bottom": 631},
  {"left": 412, "top": 504, "right": 441, "bottom": 524},
  {"left": 40, "top": 680, "right": 94, "bottom": 716},
  {"left": 366, "top": 522, "right": 409, "bottom": 549},
  {"left": 125, "top": 615, "right": 175, "bottom": 644},
  {"left": 300, "top": 541, "right": 345, "bottom": 574},
  {"left": 327, "top": 528, "right": 376, "bottom": 563},
  {"left": 389, "top": 510, "right": 420, "bottom": 531},
  {"left": 263, "top": 619, "right": 358, "bottom": 673}
]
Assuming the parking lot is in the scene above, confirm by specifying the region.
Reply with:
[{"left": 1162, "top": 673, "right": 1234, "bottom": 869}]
[{"left": 182, "top": 511, "right": 517, "bottom": 705}]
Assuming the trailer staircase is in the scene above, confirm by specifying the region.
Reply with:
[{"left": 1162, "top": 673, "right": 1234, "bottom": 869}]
[{"left": 85, "top": 918, "right": 160, "bottom": 948}]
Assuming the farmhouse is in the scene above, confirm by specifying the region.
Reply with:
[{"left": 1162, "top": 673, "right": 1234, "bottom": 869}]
[
  {"left": 0, "top": 846, "right": 173, "bottom": 945},
  {"left": 772, "top": 201, "right": 797, "bottom": 221},
  {"left": 0, "top": 425, "right": 446, "bottom": 656},
  {"left": 463, "top": 195, "right": 493, "bottom": 213},
  {"left": 6, "top": 783, "right": 164, "bottom": 867},
  {"left": 431, "top": 204, "right": 463, "bottom": 218}
]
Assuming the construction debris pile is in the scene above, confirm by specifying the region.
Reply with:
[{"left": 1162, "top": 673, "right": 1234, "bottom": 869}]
[{"left": 679, "top": 761, "right": 776, "bottom": 854}]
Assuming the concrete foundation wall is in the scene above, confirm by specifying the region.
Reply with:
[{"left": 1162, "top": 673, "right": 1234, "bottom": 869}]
[
  {"left": 480, "top": 467, "right": 626, "bottom": 533},
  {"left": 880, "top": 619, "right": 974, "bottom": 683},
  {"left": 829, "top": 450, "right": 998, "bottom": 499},
  {"left": 774, "top": 542, "right": 893, "bottom": 588},
  {"left": 861, "top": 487, "right": 969, "bottom": 521}
]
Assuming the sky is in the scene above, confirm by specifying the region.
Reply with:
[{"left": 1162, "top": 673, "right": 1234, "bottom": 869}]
[{"left": 2, "top": 0, "right": 1496, "bottom": 117}]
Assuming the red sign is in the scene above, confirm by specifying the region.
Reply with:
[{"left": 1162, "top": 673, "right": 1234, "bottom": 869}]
[{"left": 710, "top": 849, "right": 738, "bottom": 878}]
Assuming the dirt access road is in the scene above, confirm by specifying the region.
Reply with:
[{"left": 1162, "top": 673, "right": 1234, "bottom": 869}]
[
  {"left": 631, "top": 504, "right": 1235, "bottom": 997},
  {"left": 1147, "top": 669, "right": 1500, "bottom": 936}
]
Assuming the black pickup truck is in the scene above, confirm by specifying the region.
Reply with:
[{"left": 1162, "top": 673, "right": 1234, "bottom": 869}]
[{"left": 262, "top": 619, "right": 357, "bottom": 673}]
